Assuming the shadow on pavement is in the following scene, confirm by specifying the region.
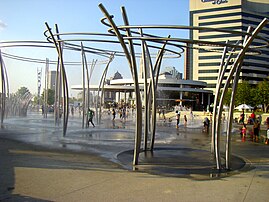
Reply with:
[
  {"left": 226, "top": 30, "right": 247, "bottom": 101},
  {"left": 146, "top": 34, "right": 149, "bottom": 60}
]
[
  {"left": 117, "top": 147, "right": 253, "bottom": 180},
  {"left": 0, "top": 137, "right": 121, "bottom": 201}
]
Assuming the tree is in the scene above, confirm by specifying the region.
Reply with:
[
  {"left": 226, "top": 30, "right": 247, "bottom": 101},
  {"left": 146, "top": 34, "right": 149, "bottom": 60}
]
[
  {"left": 220, "top": 88, "right": 232, "bottom": 106},
  {"left": 16, "top": 87, "right": 31, "bottom": 97},
  {"left": 235, "top": 81, "right": 253, "bottom": 106},
  {"left": 255, "top": 79, "right": 269, "bottom": 112},
  {"left": 41, "top": 89, "right": 55, "bottom": 105}
]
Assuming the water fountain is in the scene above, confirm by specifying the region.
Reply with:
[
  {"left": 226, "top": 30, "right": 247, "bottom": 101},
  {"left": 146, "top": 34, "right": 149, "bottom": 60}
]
[{"left": 0, "top": 4, "right": 268, "bottom": 171}]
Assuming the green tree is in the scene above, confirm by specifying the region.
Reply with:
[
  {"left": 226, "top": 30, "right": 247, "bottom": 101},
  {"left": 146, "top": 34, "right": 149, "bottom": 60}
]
[
  {"left": 235, "top": 81, "right": 253, "bottom": 106},
  {"left": 220, "top": 88, "right": 232, "bottom": 106},
  {"left": 255, "top": 79, "right": 269, "bottom": 112},
  {"left": 41, "top": 89, "right": 55, "bottom": 105},
  {"left": 16, "top": 87, "right": 31, "bottom": 97},
  {"left": 32, "top": 95, "right": 39, "bottom": 105}
]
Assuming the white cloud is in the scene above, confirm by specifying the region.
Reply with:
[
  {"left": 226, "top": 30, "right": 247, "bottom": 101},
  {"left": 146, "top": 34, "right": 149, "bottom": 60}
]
[{"left": 0, "top": 20, "right": 7, "bottom": 31}]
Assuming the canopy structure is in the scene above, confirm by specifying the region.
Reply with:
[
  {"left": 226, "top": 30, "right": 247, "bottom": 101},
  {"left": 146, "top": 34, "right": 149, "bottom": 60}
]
[{"left": 235, "top": 104, "right": 253, "bottom": 111}]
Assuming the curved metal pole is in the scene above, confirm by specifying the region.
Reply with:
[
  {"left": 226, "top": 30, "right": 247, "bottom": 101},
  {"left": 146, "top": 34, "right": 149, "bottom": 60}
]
[
  {"left": 212, "top": 40, "right": 240, "bottom": 156},
  {"left": 96, "top": 60, "right": 108, "bottom": 124},
  {"left": 55, "top": 24, "right": 69, "bottom": 137},
  {"left": 140, "top": 28, "right": 149, "bottom": 151},
  {"left": 215, "top": 18, "right": 268, "bottom": 170},
  {"left": 149, "top": 40, "right": 169, "bottom": 150},
  {"left": 45, "top": 22, "right": 69, "bottom": 136},
  {"left": 85, "top": 58, "right": 95, "bottom": 125},
  {"left": 0, "top": 50, "right": 7, "bottom": 125},
  {"left": 99, "top": 4, "right": 142, "bottom": 165},
  {"left": 97, "top": 53, "right": 114, "bottom": 125},
  {"left": 47, "top": 24, "right": 60, "bottom": 127},
  {"left": 121, "top": 6, "right": 143, "bottom": 165},
  {"left": 140, "top": 38, "right": 155, "bottom": 151},
  {"left": 81, "top": 44, "right": 92, "bottom": 128},
  {"left": 225, "top": 27, "right": 252, "bottom": 169},
  {"left": 54, "top": 58, "right": 61, "bottom": 126},
  {"left": 211, "top": 42, "right": 229, "bottom": 154},
  {"left": 140, "top": 35, "right": 168, "bottom": 152},
  {"left": 88, "top": 59, "right": 95, "bottom": 125},
  {"left": 213, "top": 41, "right": 240, "bottom": 167},
  {"left": 214, "top": 55, "right": 234, "bottom": 169},
  {"left": 96, "top": 61, "right": 107, "bottom": 124},
  {"left": 81, "top": 43, "right": 86, "bottom": 128},
  {"left": 3, "top": 56, "right": 9, "bottom": 120},
  {"left": 43, "top": 58, "right": 49, "bottom": 118}
]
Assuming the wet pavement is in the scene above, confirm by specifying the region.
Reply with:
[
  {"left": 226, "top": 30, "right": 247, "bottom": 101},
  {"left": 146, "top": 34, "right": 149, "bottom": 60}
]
[
  {"left": 1, "top": 112, "right": 267, "bottom": 178},
  {"left": 1, "top": 111, "right": 269, "bottom": 201}
]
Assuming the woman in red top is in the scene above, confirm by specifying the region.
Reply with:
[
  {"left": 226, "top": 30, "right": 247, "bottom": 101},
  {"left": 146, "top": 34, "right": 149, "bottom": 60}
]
[{"left": 250, "top": 112, "right": 255, "bottom": 124}]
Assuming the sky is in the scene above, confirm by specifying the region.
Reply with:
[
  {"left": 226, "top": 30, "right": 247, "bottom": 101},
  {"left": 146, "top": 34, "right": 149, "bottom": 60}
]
[{"left": 0, "top": 0, "right": 189, "bottom": 97}]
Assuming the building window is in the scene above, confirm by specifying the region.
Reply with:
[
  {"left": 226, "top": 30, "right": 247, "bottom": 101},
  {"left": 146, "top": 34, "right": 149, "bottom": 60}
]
[
  {"left": 198, "top": 77, "right": 218, "bottom": 80},
  {"left": 199, "top": 69, "right": 219, "bottom": 73},
  {"left": 199, "top": 62, "right": 220, "bottom": 67},
  {"left": 199, "top": 12, "right": 242, "bottom": 20},
  {"left": 206, "top": 84, "right": 217, "bottom": 88},
  {"left": 199, "top": 33, "right": 240, "bottom": 39},
  {"left": 199, "top": 26, "right": 242, "bottom": 33},
  {"left": 199, "top": 19, "right": 241, "bottom": 26}
]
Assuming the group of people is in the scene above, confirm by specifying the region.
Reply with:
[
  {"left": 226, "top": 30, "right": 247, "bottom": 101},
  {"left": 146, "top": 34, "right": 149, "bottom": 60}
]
[
  {"left": 240, "top": 111, "right": 269, "bottom": 143},
  {"left": 87, "top": 107, "right": 129, "bottom": 128},
  {"left": 240, "top": 122, "right": 260, "bottom": 142},
  {"left": 266, "top": 117, "right": 269, "bottom": 145},
  {"left": 109, "top": 107, "right": 129, "bottom": 121},
  {"left": 86, "top": 107, "right": 269, "bottom": 145},
  {"left": 175, "top": 110, "right": 188, "bottom": 128}
]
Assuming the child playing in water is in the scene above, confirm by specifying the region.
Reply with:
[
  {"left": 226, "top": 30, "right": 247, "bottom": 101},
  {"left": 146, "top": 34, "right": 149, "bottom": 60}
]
[
  {"left": 241, "top": 124, "right": 247, "bottom": 137},
  {"left": 241, "top": 124, "right": 247, "bottom": 142}
]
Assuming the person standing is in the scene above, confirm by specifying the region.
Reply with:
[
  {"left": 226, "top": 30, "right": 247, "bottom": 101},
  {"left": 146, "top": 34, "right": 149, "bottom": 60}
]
[
  {"left": 112, "top": 108, "right": 116, "bottom": 120},
  {"left": 190, "top": 110, "right": 194, "bottom": 122},
  {"left": 252, "top": 119, "right": 260, "bottom": 142},
  {"left": 264, "top": 117, "right": 269, "bottom": 144},
  {"left": 266, "top": 128, "right": 269, "bottom": 145},
  {"left": 158, "top": 108, "right": 161, "bottom": 119},
  {"left": 175, "top": 110, "right": 180, "bottom": 128},
  {"left": 71, "top": 106, "right": 74, "bottom": 116},
  {"left": 203, "top": 117, "right": 210, "bottom": 133},
  {"left": 250, "top": 111, "right": 255, "bottom": 124},
  {"left": 241, "top": 124, "right": 247, "bottom": 142},
  {"left": 87, "top": 108, "right": 95, "bottom": 128},
  {"left": 184, "top": 115, "right": 187, "bottom": 127}
]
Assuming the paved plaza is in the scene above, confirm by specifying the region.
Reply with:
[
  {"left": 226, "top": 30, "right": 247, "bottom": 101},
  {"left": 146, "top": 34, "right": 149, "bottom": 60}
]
[{"left": 0, "top": 111, "right": 269, "bottom": 201}]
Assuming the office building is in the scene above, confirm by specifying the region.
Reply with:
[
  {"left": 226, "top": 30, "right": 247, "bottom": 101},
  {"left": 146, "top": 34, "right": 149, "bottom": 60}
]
[
  {"left": 48, "top": 70, "right": 56, "bottom": 90},
  {"left": 188, "top": 0, "right": 269, "bottom": 92}
]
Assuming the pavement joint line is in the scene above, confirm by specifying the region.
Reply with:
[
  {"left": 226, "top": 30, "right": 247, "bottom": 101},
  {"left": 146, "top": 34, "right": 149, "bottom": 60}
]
[
  {"left": 54, "top": 176, "right": 118, "bottom": 200},
  {"left": 242, "top": 159, "right": 260, "bottom": 202}
]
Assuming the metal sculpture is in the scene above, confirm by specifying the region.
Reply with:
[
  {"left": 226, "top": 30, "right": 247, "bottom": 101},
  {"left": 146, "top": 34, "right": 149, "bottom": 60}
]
[
  {"left": 0, "top": 50, "right": 9, "bottom": 125},
  {"left": 45, "top": 23, "right": 69, "bottom": 136},
  {"left": 98, "top": 3, "right": 268, "bottom": 167},
  {"left": 0, "top": 5, "right": 267, "bottom": 171},
  {"left": 96, "top": 53, "right": 114, "bottom": 125},
  {"left": 213, "top": 20, "right": 268, "bottom": 170},
  {"left": 0, "top": 41, "right": 111, "bottom": 130}
]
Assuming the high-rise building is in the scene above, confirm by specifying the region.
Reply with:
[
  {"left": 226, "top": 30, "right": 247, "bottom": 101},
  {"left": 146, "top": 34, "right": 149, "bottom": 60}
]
[
  {"left": 163, "top": 66, "right": 183, "bottom": 80},
  {"left": 48, "top": 70, "right": 56, "bottom": 90},
  {"left": 188, "top": 0, "right": 269, "bottom": 92}
]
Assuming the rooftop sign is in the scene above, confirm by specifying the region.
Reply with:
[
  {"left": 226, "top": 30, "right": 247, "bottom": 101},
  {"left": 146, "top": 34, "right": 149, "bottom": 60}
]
[{"left": 201, "top": 0, "right": 228, "bottom": 5}]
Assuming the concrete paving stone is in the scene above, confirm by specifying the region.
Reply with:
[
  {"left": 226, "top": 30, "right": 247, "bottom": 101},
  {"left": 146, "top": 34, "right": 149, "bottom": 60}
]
[{"left": 0, "top": 112, "right": 269, "bottom": 201}]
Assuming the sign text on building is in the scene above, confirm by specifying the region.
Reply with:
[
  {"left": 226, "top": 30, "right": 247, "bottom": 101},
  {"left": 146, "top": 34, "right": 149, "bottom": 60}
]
[{"left": 201, "top": 0, "right": 228, "bottom": 5}]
